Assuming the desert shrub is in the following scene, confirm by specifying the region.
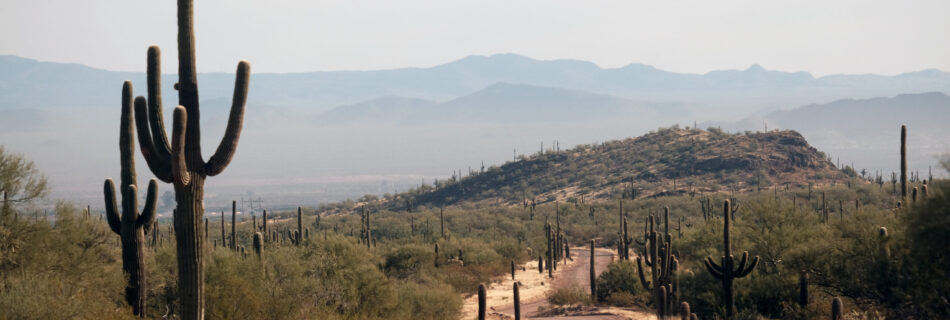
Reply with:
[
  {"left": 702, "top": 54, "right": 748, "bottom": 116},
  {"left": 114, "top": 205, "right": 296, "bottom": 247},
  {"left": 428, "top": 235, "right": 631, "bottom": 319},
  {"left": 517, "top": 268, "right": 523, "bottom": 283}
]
[
  {"left": 605, "top": 291, "right": 638, "bottom": 307},
  {"left": 594, "top": 260, "right": 642, "bottom": 303},
  {"left": 0, "top": 202, "right": 134, "bottom": 319},
  {"left": 548, "top": 286, "right": 591, "bottom": 306}
]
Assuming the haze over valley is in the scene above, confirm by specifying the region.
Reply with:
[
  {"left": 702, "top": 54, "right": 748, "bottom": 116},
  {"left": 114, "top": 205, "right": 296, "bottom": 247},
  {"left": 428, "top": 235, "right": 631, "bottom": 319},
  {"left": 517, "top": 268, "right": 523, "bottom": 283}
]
[{"left": 1, "top": 53, "right": 948, "bottom": 212}]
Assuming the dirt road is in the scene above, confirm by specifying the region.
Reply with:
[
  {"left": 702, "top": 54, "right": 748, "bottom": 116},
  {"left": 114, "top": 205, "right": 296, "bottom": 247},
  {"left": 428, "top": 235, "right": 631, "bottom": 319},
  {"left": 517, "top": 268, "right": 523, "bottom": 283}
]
[{"left": 459, "top": 246, "right": 655, "bottom": 320}]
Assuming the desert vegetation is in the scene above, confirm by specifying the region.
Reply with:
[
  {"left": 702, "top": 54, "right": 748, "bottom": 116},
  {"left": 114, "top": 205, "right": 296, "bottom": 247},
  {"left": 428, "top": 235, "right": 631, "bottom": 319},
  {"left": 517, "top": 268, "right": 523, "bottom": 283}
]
[
  {"left": 0, "top": 1, "right": 946, "bottom": 319},
  {"left": 1, "top": 138, "right": 947, "bottom": 319}
]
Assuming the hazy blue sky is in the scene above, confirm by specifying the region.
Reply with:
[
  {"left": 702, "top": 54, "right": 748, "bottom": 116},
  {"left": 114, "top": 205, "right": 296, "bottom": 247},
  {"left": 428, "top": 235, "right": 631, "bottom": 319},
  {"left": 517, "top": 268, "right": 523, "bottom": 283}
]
[{"left": 1, "top": 0, "right": 948, "bottom": 76}]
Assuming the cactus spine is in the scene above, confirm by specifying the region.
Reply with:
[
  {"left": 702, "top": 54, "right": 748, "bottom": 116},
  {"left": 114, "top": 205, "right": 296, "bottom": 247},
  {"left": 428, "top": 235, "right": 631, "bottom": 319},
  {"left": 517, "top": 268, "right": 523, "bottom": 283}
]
[
  {"left": 131, "top": 0, "right": 251, "bottom": 316},
  {"left": 703, "top": 200, "right": 759, "bottom": 318},
  {"left": 478, "top": 283, "right": 487, "bottom": 320},
  {"left": 103, "top": 81, "right": 158, "bottom": 317}
]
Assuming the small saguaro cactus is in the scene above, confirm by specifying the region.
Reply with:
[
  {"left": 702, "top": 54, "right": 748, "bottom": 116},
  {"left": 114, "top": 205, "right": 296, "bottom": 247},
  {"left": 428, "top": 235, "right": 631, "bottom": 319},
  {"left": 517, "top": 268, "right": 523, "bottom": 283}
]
[
  {"left": 513, "top": 282, "right": 521, "bottom": 320},
  {"left": 879, "top": 227, "right": 890, "bottom": 258},
  {"left": 900, "top": 125, "right": 907, "bottom": 200},
  {"left": 434, "top": 243, "right": 440, "bottom": 268},
  {"left": 231, "top": 201, "right": 236, "bottom": 251},
  {"left": 440, "top": 207, "right": 446, "bottom": 240},
  {"left": 103, "top": 81, "right": 159, "bottom": 317},
  {"left": 252, "top": 232, "right": 263, "bottom": 258},
  {"left": 538, "top": 255, "right": 543, "bottom": 273},
  {"left": 680, "top": 301, "right": 691, "bottom": 320},
  {"left": 262, "top": 209, "right": 268, "bottom": 241},
  {"left": 589, "top": 239, "right": 596, "bottom": 302},
  {"left": 296, "top": 207, "right": 303, "bottom": 246},
  {"left": 799, "top": 270, "right": 809, "bottom": 306},
  {"left": 478, "top": 283, "right": 487, "bottom": 320},
  {"left": 511, "top": 260, "right": 516, "bottom": 280},
  {"left": 704, "top": 199, "right": 759, "bottom": 318},
  {"left": 831, "top": 297, "right": 843, "bottom": 320}
]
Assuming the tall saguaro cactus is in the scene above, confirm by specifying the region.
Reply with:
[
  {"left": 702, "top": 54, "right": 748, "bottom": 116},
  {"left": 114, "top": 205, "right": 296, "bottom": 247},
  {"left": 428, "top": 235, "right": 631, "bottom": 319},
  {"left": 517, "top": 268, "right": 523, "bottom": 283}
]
[
  {"left": 104, "top": 81, "right": 159, "bottom": 317},
  {"left": 131, "top": 0, "right": 250, "bottom": 317},
  {"left": 704, "top": 200, "right": 759, "bottom": 318}
]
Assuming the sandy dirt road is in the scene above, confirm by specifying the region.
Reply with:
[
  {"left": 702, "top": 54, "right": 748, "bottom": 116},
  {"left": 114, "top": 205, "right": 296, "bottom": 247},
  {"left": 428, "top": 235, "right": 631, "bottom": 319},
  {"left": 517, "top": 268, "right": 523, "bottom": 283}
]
[{"left": 459, "top": 246, "right": 655, "bottom": 320}]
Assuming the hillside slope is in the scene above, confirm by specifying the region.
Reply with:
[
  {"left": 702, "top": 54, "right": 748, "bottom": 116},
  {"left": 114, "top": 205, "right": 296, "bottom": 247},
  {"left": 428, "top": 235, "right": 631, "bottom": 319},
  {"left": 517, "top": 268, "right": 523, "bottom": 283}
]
[{"left": 393, "top": 127, "right": 839, "bottom": 207}]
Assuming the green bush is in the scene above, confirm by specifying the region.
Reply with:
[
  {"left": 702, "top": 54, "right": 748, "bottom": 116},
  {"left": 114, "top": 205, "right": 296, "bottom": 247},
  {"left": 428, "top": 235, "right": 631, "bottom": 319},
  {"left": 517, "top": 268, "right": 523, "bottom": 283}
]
[{"left": 594, "top": 260, "right": 642, "bottom": 303}]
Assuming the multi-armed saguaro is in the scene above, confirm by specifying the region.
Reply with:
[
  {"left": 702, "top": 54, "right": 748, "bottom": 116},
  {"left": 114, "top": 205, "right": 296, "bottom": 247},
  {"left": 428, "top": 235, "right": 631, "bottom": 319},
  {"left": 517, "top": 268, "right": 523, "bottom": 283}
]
[
  {"left": 704, "top": 199, "right": 759, "bottom": 318},
  {"left": 104, "top": 81, "right": 159, "bottom": 317},
  {"left": 636, "top": 208, "right": 677, "bottom": 318},
  {"left": 131, "top": 0, "right": 250, "bottom": 318}
]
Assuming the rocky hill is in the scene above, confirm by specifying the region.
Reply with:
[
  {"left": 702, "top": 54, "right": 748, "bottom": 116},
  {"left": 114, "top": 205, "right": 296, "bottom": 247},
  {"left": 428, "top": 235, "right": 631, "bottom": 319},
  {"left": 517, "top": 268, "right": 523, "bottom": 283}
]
[{"left": 388, "top": 127, "right": 841, "bottom": 208}]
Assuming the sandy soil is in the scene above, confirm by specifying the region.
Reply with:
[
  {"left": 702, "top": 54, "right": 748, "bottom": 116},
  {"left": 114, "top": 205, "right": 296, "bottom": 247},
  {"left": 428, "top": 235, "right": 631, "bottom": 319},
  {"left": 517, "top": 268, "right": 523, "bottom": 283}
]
[{"left": 458, "top": 246, "right": 656, "bottom": 320}]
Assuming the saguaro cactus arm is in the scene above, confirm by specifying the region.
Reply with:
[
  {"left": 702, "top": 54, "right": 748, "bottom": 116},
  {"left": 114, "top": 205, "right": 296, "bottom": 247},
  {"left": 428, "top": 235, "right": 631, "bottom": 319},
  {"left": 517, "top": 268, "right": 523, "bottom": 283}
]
[
  {"left": 134, "top": 98, "right": 172, "bottom": 182},
  {"left": 205, "top": 61, "right": 250, "bottom": 176},
  {"left": 138, "top": 179, "right": 159, "bottom": 233},
  {"left": 104, "top": 179, "right": 122, "bottom": 234},
  {"left": 704, "top": 257, "right": 724, "bottom": 278},
  {"left": 170, "top": 106, "right": 191, "bottom": 186},
  {"left": 145, "top": 46, "right": 172, "bottom": 163},
  {"left": 734, "top": 253, "right": 759, "bottom": 277}
]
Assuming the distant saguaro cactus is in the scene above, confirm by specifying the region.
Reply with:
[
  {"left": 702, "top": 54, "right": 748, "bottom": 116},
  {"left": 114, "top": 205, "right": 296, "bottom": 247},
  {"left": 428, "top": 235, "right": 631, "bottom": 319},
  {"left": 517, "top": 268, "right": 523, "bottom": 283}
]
[
  {"left": 231, "top": 201, "right": 236, "bottom": 250},
  {"left": 511, "top": 260, "right": 516, "bottom": 280},
  {"left": 704, "top": 200, "right": 759, "bottom": 318},
  {"left": 130, "top": 0, "right": 251, "bottom": 317},
  {"left": 252, "top": 232, "right": 263, "bottom": 258},
  {"left": 296, "top": 207, "right": 303, "bottom": 246},
  {"left": 434, "top": 243, "right": 440, "bottom": 268},
  {"left": 478, "top": 283, "right": 487, "bottom": 320},
  {"left": 262, "top": 209, "right": 268, "bottom": 241},
  {"left": 538, "top": 255, "right": 543, "bottom": 273},
  {"left": 103, "top": 81, "right": 159, "bottom": 317},
  {"left": 900, "top": 125, "right": 908, "bottom": 200},
  {"left": 879, "top": 227, "right": 890, "bottom": 258},
  {"left": 799, "top": 271, "right": 809, "bottom": 306},
  {"left": 589, "top": 239, "right": 596, "bottom": 302},
  {"left": 637, "top": 212, "right": 677, "bottom": 318},
  {"left": 831, "top": 297, "right": 843, "bottom": 320}
]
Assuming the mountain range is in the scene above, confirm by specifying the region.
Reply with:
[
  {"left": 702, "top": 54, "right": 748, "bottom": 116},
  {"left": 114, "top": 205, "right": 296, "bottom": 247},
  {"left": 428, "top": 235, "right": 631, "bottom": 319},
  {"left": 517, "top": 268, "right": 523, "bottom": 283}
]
[
  {"left": 4, "top": 53, "right": 950, "bottom": 118},
  {"left": 0, "top": 53, "right": 948, "bottom": 208}
]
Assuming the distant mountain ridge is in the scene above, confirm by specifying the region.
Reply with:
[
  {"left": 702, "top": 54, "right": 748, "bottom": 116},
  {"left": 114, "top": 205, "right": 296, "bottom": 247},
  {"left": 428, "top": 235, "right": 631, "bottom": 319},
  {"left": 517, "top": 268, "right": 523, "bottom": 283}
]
[
  {"left": 315, "top": 83, "right": 673, "bottom": 125},
  {"left": 3, "top": 53, "right": 949, "bottom": 118},
  {"left": 718, "top": 92, "right": 950, "bottom": 171}
]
